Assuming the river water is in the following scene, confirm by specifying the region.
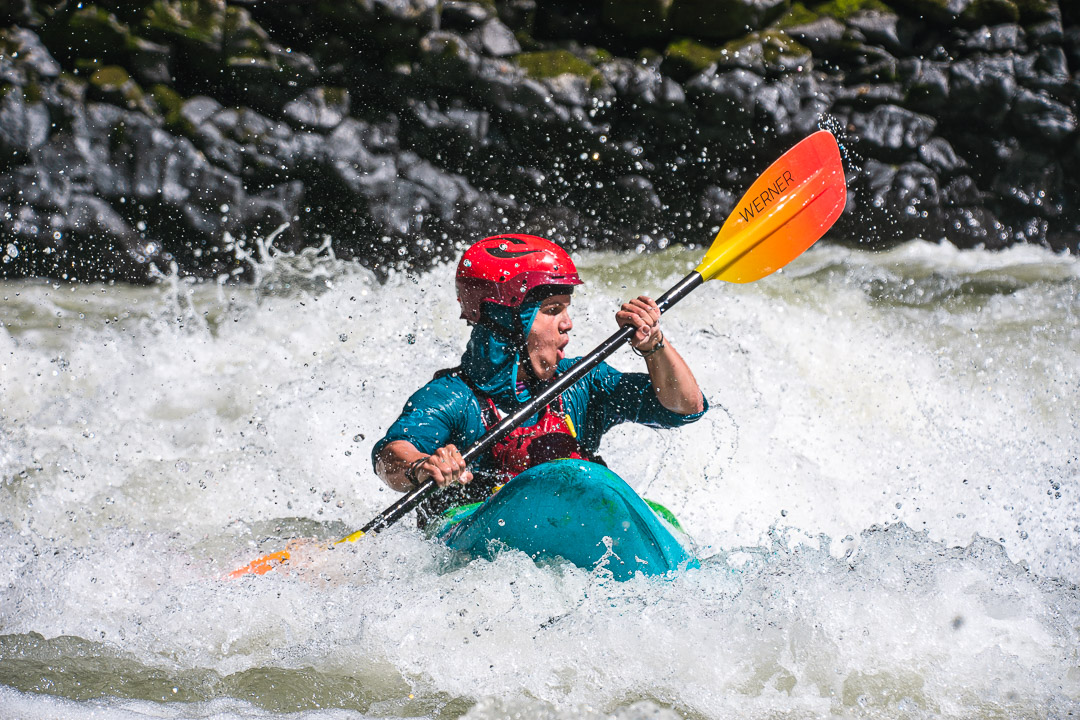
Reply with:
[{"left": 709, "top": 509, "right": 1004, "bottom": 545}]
[{"left": 1, "top": 239, "right": 1078, "bottom": 719}]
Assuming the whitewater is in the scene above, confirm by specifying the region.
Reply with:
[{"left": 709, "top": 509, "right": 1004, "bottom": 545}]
[{"left": 1, "top": 239, "right": 1078, "bottom": 719}]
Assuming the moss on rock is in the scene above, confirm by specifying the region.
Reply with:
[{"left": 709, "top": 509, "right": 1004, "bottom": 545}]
[
  {"left": 959, "top": 0, "right": 1020, "bottom": 25},
  {"left": 150, "top": 83, "right": 184, "bottom": 125},
  {"left": 666, "top": 29, "right": 813, "bottom": 77},
  {"left": 812, "top": 0, "right": 894, "bottom": 20},
  {"left": 774, "top": 3, "right": 823, "bottom": 29},
  {"left": 88, "top": 64, "right": 156, "bottom": 114},
  {"left": 664, "top": 37, "right": 726, "bottom": 77},
  {"left": 1012, "top": 0, "right": 1057, "bottom": 20},
  {"left": 514, "top": 49, "right": 600, "bottom": 82},
  {"left": 142, "top": 0, "right": 226, "bottom": 48},
  {"left": 89, "top": 65, "right": 132, "bottom": 90}
]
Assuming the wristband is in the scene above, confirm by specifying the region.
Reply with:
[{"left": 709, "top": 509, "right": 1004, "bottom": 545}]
[
  {"left": 404, "top": 456, "right": 428, "bottom": 489},
  {"left": 632, "top": 330, "right": 665, "bottom": 358}
]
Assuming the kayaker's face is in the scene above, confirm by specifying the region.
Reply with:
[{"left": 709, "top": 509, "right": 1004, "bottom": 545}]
[{"left": 525, "top": 293, "right": 573, "bottom": 381}]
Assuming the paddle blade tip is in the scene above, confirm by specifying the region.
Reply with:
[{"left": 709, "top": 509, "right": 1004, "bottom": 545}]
[{"left": 698, "top": 131, "right": 847, "bottom": 283}]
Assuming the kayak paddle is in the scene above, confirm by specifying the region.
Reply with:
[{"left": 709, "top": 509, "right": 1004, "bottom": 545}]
[{"left": 227, "top": 129, "right": 847, "bottom": 579}]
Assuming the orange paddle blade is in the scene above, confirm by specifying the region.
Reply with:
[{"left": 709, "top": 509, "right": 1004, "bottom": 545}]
[
  {"left": 225, "top": 538, "right": 329, "bottom": 579},
  {"left": 226, "top": 548, "right": 292, "bottom": 579},
  {"left": 225, "top": 526, "right": 367, "bottom": 580},
  {"left": 696, "top": 130, "right": 847, "bottom": 283}
]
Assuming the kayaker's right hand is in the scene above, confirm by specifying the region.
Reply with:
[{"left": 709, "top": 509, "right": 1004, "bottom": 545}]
[{"left": 411, "top": 444, "right": 473, "bottom": 488}]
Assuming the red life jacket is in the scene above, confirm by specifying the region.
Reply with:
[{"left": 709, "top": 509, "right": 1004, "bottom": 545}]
[
  {"left": 414, "top": 367, "right": 599, "bottom": 529},
  {"left": 479, "top": 394, "right": 589, "bottom": 483}
]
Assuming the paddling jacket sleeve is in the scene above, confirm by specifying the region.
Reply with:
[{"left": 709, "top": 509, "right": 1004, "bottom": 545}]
[
  {"left": 371, "top": 359, "right": 707, "bottom": 471},
  {"left": 555, "top": 357, "right": 708, "bottom": 452}
]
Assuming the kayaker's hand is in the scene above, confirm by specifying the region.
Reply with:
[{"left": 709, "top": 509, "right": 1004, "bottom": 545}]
[
  {"left": 413, "top": 444, "right": 473, "bottom": 488},
  {"left": 617, "top": 296, "right": 663, "bottom": 353}
]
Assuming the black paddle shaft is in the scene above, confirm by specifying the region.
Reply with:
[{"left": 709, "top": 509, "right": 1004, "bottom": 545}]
[{"left": 359, "top": 270, "right": 705, "bottom": 535}]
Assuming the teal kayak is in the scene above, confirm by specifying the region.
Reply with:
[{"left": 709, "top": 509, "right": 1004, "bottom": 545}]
[{"left": 435, "top": 459, "right": 698, "bottom": 580}]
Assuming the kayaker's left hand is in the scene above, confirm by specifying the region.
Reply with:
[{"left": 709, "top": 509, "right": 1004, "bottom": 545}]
[{"left": 617, "top": 296, "right": 663, "bottom": 353}]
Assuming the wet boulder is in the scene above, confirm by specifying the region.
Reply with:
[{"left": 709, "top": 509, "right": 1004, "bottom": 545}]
[
  {"left": 780, "top": 16, "right": 850, "bottom": 60},
  {"left": 0, "top": 86, "right": 51, "bottom": 154},
  {"left": 602, "top": 0, "right": 672, "bottom": 39},
  {"left": 471, "top": 18, "right": 520, "bottom": 57},
  {"left": 1009, "top": 87, "right": 1077, "bottom": 145},
  {"left": 441, "top": 1, "right": 495, "bottom": 31},
  {"left": 668, "top": 0, "right": 789, "bottom": 41},
  {"left": 282, "top": 87, "right": 351, "bottom": 131},
  {"left": 947, "top": 57, "right": 1018, "bottom": 128},
  {"left": 898, "top": 58, "right": 950, "bottom": 113},
  {"left": 847, "top": 104, "right": 938, "bottom": 161}
]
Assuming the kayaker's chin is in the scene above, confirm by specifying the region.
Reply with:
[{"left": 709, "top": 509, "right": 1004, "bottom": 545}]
[{"left": 526, "top": 353, "right": 559, "bottom": 382}]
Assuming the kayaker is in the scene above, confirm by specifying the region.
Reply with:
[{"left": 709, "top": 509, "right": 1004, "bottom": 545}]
[{"left": 372, "top": 234, "right": 707, "bottom": 527}]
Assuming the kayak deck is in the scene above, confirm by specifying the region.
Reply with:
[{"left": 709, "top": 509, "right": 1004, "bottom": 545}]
[{"left": 436, "top": 459, "right": 697, "bottom": 580}]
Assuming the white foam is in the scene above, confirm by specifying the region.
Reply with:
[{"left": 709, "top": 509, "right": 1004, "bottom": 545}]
[{"left": 1, "top": 241, "right": 1078, "bottom": 718}]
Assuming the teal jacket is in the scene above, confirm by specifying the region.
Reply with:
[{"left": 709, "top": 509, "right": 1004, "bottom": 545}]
[{"left": 371, "top": 356, "right": 708, "bottom": 477}]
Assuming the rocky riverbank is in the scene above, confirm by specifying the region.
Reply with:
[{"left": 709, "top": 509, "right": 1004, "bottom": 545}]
[{"left": 1, "top": 0, "right": 1076, "bottom": 282}]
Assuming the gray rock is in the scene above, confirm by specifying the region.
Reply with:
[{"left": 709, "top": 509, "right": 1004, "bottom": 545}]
[
  {"left": 958, "top": 24, "right": 1026, "bottom": 53},
  {"left": 845, "top": 11, "right": 908, "bottom": 56},
  {"left": 942, "top": 175, "right": 985, "bottom": 206},
  {"left": 991, "top": 153, "right": 1064, "bottom": 217},
  {"left": 476, "top": 18, "right": 521, "bottom": 57},
  {"left": 949, "top": 57, "right": 1017, "bottom": 126},
  {"left": 0, "top": 90, "right": 50, "bottom": 153},
  {"left": 941, "top": 207, "right": 1008, "bottom": 249},
  {"left": 1027, "top": 17, "right": 1064, "bottom": 46},
  {"left": 848, "top": 105, "right": 937, "bottom": 156},
  {"left": 180, "top": 97, "right": 224, "bottom": 128},
  {"left": 67, "top": 194, "right": 139, "bottom": 247},
  {"left": 128, "top": 37, "right": 173, "bottom": 86},
  {"left": 409, "top": 99, "right": 491, "bottom": 145},
  {"left": 419, "top": 30, "right": 482, "bottom": 87},
  {"left": 918, "top": 137, "right": 967, "bottom": 173},
  {"left": 373, "top": 0, "right": 439, "bottom": 27},
  {"left": 668, "top": 0, "right": 788, "bottom": 41},
  {"left": 835, "top": 83, "right": 905, "bottom": 107},
  {"left": 614, "top": 175, "right": 662, "bottom": 213},
  {"left": 898, "top": 58, "right": 950, "bottom": 112},
  {"left": 686, "top": 67, "right": 764, "bottom": 122},
  {"left": 1026, "top": 46, "right": 1071, "bottom": 91},
  {"left": 282, "top": 87, "right": 351, "bottom": 130},
  {"left": 7, "top": 28, "right": 61, "bottom": 78},
  {"left": 890, "top": 0, "right": 973, "bottom": 23},
  {"left": 497, "top": 0, "right": 537, "bottom": 33},
  {"left": 441, "top": 0, "right": 495, "bottom": 30},
  {"left": 783, "top": 17, "right": 847, "bottom": 58},
  {"left": 1010, "top": 88, "right": 1077, "bottom": 145}
]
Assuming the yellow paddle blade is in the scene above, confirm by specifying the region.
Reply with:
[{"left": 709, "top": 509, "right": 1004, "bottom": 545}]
[{"left": 696, "top": 130, "right": 847, "bottom": 283}]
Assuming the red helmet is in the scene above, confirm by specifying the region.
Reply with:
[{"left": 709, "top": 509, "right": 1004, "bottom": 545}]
[{"left": 456, "top": 234, "right": 583, "bottom": 322}]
